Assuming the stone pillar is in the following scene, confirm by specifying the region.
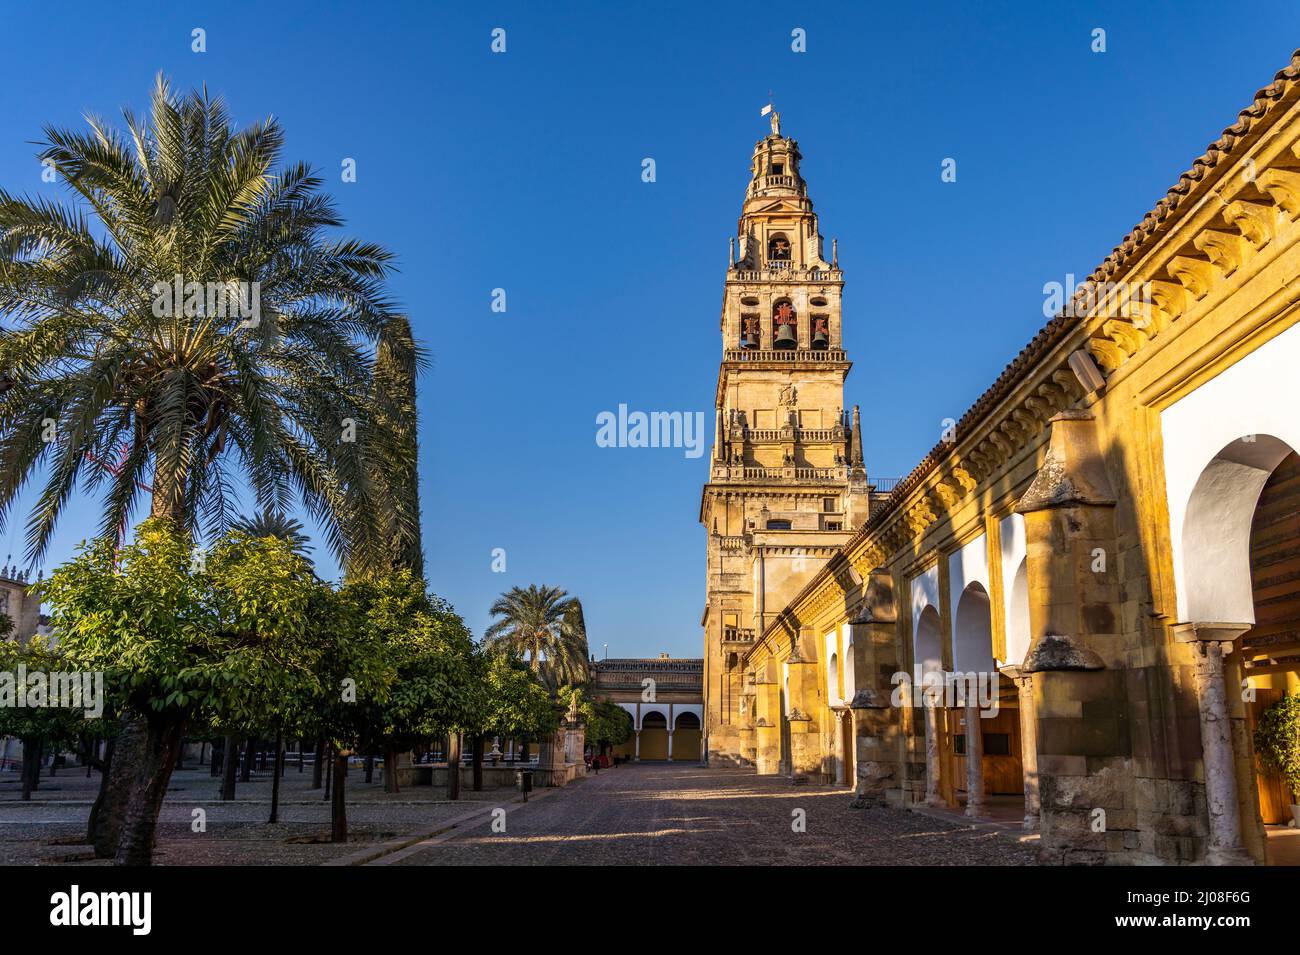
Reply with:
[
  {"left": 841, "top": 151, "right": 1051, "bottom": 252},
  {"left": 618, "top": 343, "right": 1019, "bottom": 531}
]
[
  {"left": 1176, "top": 624, "right": 1254, "bottom": 865},
  {"left": 963, "top": 703, "right": 985, "bottom": 817},
  {"left": 923, "top": 702, "right": 944, "bottom": 806},
  {"left": 834, "top": 710, "right": 848, "bottom": 786},
  {"left": 753, "top": 661, "right": 781, "bottom": 775},
  {"left": 633, "top": 730, "right": 641, "bottom": 762},
  {"left": 786, "top": 631, "right": 823, "bottom": 780},
  {"left": 843, "top": 577, "right": 905, "bottom": 808},
  {"left": 1016, "top": 411, "right": 1119, "bottom": 864},
  {"left": 1001, "top": 666, "right": 1039, "bottom": 831},
  {"left": 667, "top": 730, "right": 674, "bottom": 762},
  {"left": 534, "top": 708, "right": 571, "bottom": 787}
]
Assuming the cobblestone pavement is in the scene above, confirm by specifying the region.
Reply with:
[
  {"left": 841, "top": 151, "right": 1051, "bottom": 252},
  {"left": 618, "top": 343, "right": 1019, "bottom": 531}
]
[
  {"left": 0, "top": 765, "right": 507, "bottom": 865},
  {"left": 394, "top": 763, "right": 1040, "bottom": 866}
]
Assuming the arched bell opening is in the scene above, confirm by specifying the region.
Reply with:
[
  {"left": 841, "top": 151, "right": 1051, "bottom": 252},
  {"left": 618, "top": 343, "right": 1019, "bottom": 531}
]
[{"left": 773, "top": 299, "right": 797, "bottom": 350}]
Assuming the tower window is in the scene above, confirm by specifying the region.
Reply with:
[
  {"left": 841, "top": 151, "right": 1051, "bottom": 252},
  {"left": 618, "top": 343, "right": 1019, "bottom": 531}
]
[
  {"left": 771, "top": 163, "right": 784, "bottom": 175},
  {"left": 823, "top": 497, "right": 836, "bottom": 512},
  {"left": 767, "top": 233, "right": 791, "bottom": 261},
  {"left": 766, "top": 519, "right": 792, "bottom": 530}
]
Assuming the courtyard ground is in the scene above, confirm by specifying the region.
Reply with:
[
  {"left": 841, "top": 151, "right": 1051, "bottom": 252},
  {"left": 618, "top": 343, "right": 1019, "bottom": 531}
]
[
  {"left": 0, "top": 761, "right": 1039, "bottom": 865},
  {"left": 387, "top": 762, "right": 1039, "bottom": 866}
]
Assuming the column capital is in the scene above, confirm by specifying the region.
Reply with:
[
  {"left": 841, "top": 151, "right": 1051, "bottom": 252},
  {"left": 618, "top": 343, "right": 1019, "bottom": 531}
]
[{"left": 1172, "top": 622, "right": 1251, "bottom": 649}]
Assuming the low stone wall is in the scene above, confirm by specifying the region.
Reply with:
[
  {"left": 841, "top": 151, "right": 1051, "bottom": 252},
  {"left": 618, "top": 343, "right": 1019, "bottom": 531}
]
[{"left": 392, "top": 764, "right": 527, "bottom": 789}]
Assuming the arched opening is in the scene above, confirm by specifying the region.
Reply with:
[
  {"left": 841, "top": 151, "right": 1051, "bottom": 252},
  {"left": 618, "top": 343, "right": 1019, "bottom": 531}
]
[
  {"left": 951, "top": 583, "right": 1020, "bottom": 818},
  {"left": 828, "top": 652, "right": 840, "bottom": 705},
  {"left": 673, "top": 711, "right": 702, "bottom": 762},
  {"left": 772, "top": 299, "right": 797, "bottom": 349},
  {"left": 1178, "top": 435, "right": 1300, "bottom": 864},
  {"left": 914, "top": 605, "right": 944, "bottom": 806},
  {"left": 639, "top": 710, "right": 668, "bottom": 760},
  {"left": 1233, "top": 448, "right": 1300, "bottom": 863},
  {"left": 767, "top": 232, "right": 791, "bottom": 263}
]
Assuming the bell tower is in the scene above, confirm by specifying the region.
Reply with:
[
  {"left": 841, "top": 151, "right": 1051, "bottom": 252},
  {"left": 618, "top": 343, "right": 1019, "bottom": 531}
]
[{"left": 700, "top": 113, "right": 874, "bottom": 766}]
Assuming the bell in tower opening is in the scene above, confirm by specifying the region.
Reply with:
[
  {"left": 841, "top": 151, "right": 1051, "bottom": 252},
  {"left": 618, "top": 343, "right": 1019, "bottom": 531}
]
[
  {"left": 773, "top": 300, "right": 797, "bottom": 349},
  {"left": 811, "top": 315, "right": 829, "bottom": 350},
  {"left": 741, "top": 314, "right": 760, "bottom": 349}
]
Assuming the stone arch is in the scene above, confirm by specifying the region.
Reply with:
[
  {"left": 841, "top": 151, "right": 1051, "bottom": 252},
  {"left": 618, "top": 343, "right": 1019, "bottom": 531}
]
[
  {"left": 953, "top": 582, "right": 995, "bottom": 673},
  {"left": 1180, "top": 434, "right": 1295, "bottom": 626},
  {"left": 914, "top": 605, "right": 942, "bottom": 674}
]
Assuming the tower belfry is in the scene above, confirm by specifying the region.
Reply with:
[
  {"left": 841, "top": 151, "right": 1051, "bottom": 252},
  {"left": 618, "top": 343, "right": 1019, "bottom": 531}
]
[{"left": 700, "top": 119, "right": 873, "bottom": 766}]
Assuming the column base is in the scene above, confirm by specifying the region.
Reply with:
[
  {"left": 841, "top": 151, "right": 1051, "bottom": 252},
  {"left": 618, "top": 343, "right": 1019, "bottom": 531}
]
[{"left": 1206, "top": 845, "right": 1255, "bottom": 866}]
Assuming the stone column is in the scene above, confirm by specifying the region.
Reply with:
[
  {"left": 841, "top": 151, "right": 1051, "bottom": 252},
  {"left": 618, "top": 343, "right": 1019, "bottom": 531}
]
[
  {"left": 667, "top": 730, "right": 674, "bottom": 762},
  {"left": 753, "top": 660, "right": 781, "bottom": 775},
  {"left": 842, "top": 578, "right": 905, "bottom": 808},
  {"left": 923, "top": 702, "right": 944, "bottom": 806},
  {"left": 963, "top": 703, "right": 985, "bottom": 817},
  {"left": 1001, "top": 666, "right": 1039, "bottom": 830},
  {"left": 633, "top": 730, "right": 641, "bottom": 762},
  {"left": 834, "top": 710, "right": 847, "bottom": 786},
  {"left": 1016, "top": 411, "right": 1117, "bottom": 864},
  {"left": 786, "top": 631, "right": 824, "bottom": 780},
  {"left": 1176, "top": 624, "right": 1254, "bottom": 865}
]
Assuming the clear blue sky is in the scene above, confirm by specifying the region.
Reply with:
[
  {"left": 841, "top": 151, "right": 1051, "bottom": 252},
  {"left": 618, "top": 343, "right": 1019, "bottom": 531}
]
[{"left": 1, "top": 2, "right": 1296, "bottom": 656}]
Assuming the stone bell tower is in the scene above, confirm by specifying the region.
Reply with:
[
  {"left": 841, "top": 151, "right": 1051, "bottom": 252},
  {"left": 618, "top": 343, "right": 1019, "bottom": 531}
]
[{"left": 700, "top": 113, "right": 875, "bottom": 765}]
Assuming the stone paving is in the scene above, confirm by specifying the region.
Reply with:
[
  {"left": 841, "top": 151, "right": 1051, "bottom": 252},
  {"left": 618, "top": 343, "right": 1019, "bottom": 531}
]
[
  {"left": 392, "top": 762, "right": 1040, "bottom": 866},
  {"left": 0, "top": 762, "right": 508, "bottom": 865}
]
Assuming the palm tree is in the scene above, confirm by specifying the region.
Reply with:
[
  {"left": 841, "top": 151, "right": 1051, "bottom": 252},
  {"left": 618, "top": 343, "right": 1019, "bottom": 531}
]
[
  {"left": 0, "top": 74, "right": 399, "bottom": 567},
  {"left": 231, "top": 510, "right": 313, "bottom": 556},
  {"left": 348, "top": 314, "right": 424, "bottom": 578},
  {"left": 484, "top": 585, "right": 590, "bottom": 690},
  {"left": 0, "top": 76, "right": 406, "bottom": 863}
]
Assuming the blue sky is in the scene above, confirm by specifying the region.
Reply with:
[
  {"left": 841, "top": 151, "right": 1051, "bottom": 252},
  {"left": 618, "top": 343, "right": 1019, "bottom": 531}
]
[{"left": 1, "top": 2, "right": 1296, "bottom": 657}]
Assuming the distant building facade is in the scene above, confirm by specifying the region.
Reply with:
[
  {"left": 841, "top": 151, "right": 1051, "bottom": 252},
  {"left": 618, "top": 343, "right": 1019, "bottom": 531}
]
[{"left": 592, "top": 655, "right": 704, "bottom": 762}]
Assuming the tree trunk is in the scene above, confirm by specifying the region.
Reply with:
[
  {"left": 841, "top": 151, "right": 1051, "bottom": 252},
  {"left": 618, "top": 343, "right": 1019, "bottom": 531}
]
[
  {"left": 199, "top": 740, "right": 207, "bottom": 766},
  {"left": 446, "top": 732, "right": 462, "bottom": 801},
  {"left": 312, "top": 736, "right": 325, "bottom": 789},
  {"left": 87, "top": 735, "right": 116, "bottom": 846},
  {"left": 331, "top": 746, "right": 347, "bottom": 842},
  {"left": 221, "top": 734, "right": 238, "bottom": 801},
  {"left": 241, "top": 737, "right": 255, "bottom": 782},
  {"left": 114, "top": 713, "right": 186, "bottom": 866},
  {"left": 472, "top": 734, "right": 484, "bottom": 792},
  {"left": 93, "top": 715, "right": 146, "bottom": 857},
  {"left": 323, "top": 748, "right": 333, "bottom": 801},
  {"left": 298, "top": 742, "right": 305, "bottom": 773},
  {"left": 364, "top": 754, "right": 374, "bottom": 784},
  {"left": 520, "top": 734, "right": 530, "bottom": 763},
  {"left": 210, "top": 738, "right": 221, "bottom": 777},
  {"left": 384, "top": 743, "right": 400, "bottom": 794},
  {"left": 269, "top": 731, "right": 284, "bottom": 824},
  {"left": 20, "top": 737, "right": 38, "bottom": 801}
]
